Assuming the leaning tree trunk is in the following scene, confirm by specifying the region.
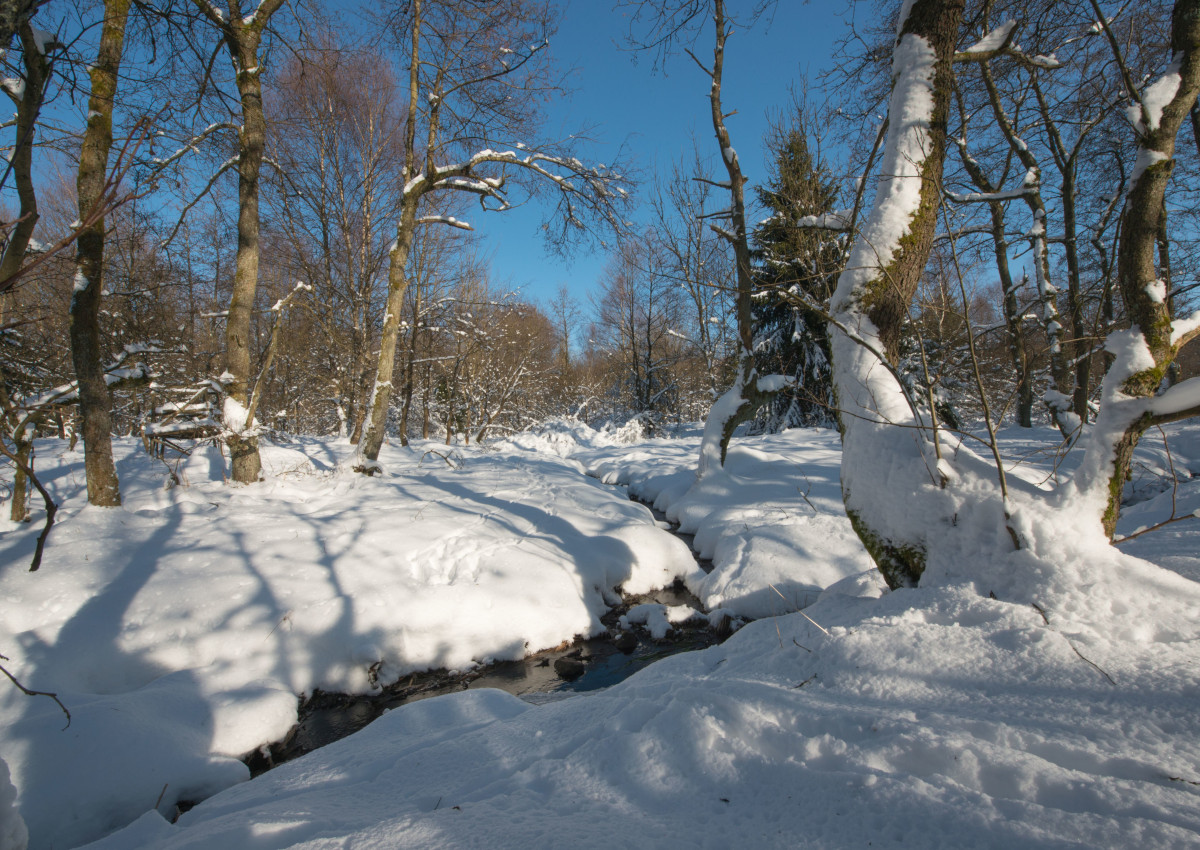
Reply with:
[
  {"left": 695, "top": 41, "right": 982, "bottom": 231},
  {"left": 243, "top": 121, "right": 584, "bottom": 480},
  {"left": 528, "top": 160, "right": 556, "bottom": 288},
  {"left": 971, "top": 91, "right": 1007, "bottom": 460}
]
[
  {"left": 0, "top": 23, "right": 50, "bottom": 288},
  {"left": 695, "top": 0, "right": 780, "bottom": 479},
  {"left": 69, "top": 0, "right": 131, "bottom": 507},
  {"left": 829, "top": 0, "right": 964, "bottom": 588},
  {"left": 357, "top": 0, "right": 423, "bottom": 469},
  {"left": 1071, "top": 0, "right": 1200, "bottom": 538},
  {"left": 356, "top": 197, "right": 421, "bottom": 466}
]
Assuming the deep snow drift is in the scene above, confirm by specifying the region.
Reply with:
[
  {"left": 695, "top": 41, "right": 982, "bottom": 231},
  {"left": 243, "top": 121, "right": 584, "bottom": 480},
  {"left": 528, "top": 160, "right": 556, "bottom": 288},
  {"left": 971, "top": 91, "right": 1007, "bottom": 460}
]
[{"left": 2, "top": 422, "right": 1199, "bottom": 848}]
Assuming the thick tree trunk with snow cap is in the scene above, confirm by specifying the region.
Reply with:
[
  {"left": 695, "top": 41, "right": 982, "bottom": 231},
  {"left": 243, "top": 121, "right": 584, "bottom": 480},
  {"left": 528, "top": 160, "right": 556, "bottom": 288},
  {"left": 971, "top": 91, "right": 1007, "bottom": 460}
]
[
  {"left": 828, "top": 0, "right": 963, "bottom": 588},
  {"left": 1069, "top": 0, "right": 1200, "bottom": 538}
]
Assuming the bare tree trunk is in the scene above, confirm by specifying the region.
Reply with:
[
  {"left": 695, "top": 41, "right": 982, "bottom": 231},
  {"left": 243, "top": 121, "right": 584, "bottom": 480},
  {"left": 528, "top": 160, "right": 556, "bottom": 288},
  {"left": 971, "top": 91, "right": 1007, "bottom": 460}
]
[
  {"left": 69, "top": 0, "right": 131, "bottom": 507},
  {"left": 358, "top": 197, "right": 420, "bottom": 464},
  {"left": 9, "top": 428, "right": 31, "bottom": 522},
  {"left": 979, "top": 63, "right": 1075, "bottom": 435},
  {"left": 225, "top": 36, "right": 268, "bottom": 483},
  {"left": 193, "top": 0, "right": 286, "bottom": 484},
  {"left": 0, "top": 24, "right": 49, "bottom": 284},
  {"left": 954, "top": 133, "right": 1034, "bottom": 427}
]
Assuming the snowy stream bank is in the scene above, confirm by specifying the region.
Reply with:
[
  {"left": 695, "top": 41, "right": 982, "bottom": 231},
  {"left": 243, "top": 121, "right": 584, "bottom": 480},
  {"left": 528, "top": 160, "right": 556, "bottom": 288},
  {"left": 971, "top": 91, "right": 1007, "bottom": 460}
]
[
  {"left": 248, "top": 580, "right": 729, "bottom": 778},
  {"left": 4, "top": 421, "right": 1200, "bottom": 849}
]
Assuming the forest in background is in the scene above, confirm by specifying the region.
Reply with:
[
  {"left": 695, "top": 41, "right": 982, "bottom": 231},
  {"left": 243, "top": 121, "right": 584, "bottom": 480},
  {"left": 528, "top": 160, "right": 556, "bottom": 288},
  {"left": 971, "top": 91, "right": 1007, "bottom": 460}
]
[{"left": 1, "top": 0, "right": 1198, "bottom": 558}]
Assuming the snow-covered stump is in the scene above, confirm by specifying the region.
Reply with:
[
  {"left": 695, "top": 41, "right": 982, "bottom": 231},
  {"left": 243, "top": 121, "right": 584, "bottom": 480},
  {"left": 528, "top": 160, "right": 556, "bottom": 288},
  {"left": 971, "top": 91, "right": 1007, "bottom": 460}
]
[{"left": 827, "top": 0, "right": 964, "bottom": 587}]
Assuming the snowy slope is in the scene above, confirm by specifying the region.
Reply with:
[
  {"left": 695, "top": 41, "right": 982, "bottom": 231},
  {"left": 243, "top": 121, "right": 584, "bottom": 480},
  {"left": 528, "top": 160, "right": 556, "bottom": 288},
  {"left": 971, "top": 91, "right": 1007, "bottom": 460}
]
[
  {"left": 575, "top": 426, "right": 876, "bottom": 616},
  {"left": 0, "top": 436, "right": 697, "bottom": 849},
  {"left": 89, "top": 560, "right": 1200, "bottom": 850}
]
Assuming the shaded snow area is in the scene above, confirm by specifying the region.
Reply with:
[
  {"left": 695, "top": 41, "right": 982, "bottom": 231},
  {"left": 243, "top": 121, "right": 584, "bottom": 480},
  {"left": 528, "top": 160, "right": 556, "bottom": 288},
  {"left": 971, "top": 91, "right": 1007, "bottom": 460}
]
[{"left": 1, "top": 421, "right": 1199, "bottom": 848}]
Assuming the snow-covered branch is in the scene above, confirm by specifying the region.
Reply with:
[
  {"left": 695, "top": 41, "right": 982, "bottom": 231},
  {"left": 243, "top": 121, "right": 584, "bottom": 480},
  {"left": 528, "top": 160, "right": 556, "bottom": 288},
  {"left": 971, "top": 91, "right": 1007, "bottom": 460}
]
[
  {"left": 954, "top": 21, "right": 1061, "bottom": 69},
  {"left": 417, "top": 215, "right": 474, "bottom": 231}
]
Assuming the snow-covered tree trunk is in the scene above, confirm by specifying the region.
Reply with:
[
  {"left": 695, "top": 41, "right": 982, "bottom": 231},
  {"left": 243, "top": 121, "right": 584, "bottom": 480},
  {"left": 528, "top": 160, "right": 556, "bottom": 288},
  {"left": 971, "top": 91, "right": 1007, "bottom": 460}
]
[
  {"left": 1067, "top": 0, "right": 1200, "bottom": 537},
  {"left": 828, "top": 0, "right": 963, "bottom": 588},
  {"left": 68, "top": 0, "right": 131, "bottom": 507}
]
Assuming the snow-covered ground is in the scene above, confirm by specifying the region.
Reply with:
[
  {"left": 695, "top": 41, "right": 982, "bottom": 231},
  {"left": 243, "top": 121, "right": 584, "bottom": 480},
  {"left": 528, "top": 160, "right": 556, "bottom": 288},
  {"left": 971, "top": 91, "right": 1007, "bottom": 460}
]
[{"left": 2, "top": 422, "right": 1200, "bottom": 848}]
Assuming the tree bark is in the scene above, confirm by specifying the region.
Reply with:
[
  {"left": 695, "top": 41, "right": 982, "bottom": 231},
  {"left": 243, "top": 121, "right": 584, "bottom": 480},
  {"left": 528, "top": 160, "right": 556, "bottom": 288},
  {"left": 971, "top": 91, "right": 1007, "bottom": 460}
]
[
  {"left": 193, "top": 0, "right": 286, "bottom": 483},
  {"left": 695, "top": 0, "right": 780, "bottom": 477},
  {"left": 69, "top": 0, "right": 131, "bottom": 507}
]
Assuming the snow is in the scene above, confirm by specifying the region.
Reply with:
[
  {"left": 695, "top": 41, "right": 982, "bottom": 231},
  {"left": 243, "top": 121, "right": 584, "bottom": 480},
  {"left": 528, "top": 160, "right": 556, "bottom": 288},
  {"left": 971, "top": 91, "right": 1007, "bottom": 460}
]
[
  {"left": 619, "top": 602, "right": 703, "bottom": 639},
  {"left": 795, "top": 210, "right": 852, "bottom": 230},
  {"left": 220, "top": 396, "right": 251, "bottom": 435},
  {"left": 4, "top": 421, "right": 1200, "bottom": 849},
  {"left": 0, "top": 757, "right": 27, "bottom": 850},
  {"left": 961, "top": 20, "right": 1016, "bottom": 54},
  {"left": 1130, "top": 57, "right": 1182, "bottom": 135},
  {"left": 0, "top": 435, "right": 697, "bottom": 847},
  {"left": 1131, "top": 148, "right": 1170, "bottom": 188},
  {"left": 30, "top": 29, "right": 54, "bottom": 56}
]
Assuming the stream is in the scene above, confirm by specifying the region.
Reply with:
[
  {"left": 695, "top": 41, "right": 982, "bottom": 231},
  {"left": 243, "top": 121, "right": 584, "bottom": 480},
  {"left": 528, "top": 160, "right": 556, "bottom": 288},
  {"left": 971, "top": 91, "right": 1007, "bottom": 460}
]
[{"left": 241, "top": 499, "right": 728, "bottom": 779}]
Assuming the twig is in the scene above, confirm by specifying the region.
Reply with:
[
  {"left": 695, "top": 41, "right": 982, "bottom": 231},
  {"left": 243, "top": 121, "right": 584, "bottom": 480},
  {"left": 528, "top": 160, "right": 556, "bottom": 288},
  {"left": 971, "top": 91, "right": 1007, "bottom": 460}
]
[
  {"left": 0, "top": 654, "right": 70, "bottom": 728},
  {"left": 1030, "top": 601, "right": 1116, "bottom": 685},
  {"left": 0, "top": 437, "right": 56, "bottom": 571},
  {"left": 770, "top": 584, "right": 832, "bottom": 637},
  {"left": 1069, "top": 642, "right": 1117, "bottom": 686}
]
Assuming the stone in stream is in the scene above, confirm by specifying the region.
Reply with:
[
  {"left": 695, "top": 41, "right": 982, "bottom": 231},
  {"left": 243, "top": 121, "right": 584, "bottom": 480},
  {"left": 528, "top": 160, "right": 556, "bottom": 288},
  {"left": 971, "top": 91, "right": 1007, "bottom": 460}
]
[
  {"left": 613, "top": 631, "right": 638, "bottom": 654},
  {"left": 553, "top": 656, "right": 586, "bottom": 681}
]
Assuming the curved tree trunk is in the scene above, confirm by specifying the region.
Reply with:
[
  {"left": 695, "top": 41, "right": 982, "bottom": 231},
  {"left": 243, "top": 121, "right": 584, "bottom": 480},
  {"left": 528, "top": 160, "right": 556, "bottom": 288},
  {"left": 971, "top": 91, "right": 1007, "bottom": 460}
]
[
  {"left": 828, "top": 0, "right": 964, "bottom": 588},
  {"left": 695, "top": 0, "right": 782, "bottom": 478},
  {"left": 1072, "top": 0, "right": 1200, "bottom": 537}
]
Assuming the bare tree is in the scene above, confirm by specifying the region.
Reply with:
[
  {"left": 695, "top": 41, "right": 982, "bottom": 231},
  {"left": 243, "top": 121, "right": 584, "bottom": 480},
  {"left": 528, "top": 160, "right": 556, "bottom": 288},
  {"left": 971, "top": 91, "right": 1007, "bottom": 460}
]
[
  {"left": 621, "top": 0, "right": 788, "bottom": 475},
  {"left": 265, "top": 38, "right": 404, "bottom": 443},
  {"left": 69, "top": 0, "right": 135, "bottom": 506},
  {"left": 354, "top": 0, "right": 629, "bottom": 470},
  {"left": 190, "top": 0, "right": 288, "bottom": 484}
]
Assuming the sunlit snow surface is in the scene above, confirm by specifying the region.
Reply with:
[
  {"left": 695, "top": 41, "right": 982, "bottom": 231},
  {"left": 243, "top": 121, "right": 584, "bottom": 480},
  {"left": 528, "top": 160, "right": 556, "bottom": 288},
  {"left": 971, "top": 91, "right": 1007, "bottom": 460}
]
[{"left": 2, "top": 422, "right": 1199, "bottom": 848}]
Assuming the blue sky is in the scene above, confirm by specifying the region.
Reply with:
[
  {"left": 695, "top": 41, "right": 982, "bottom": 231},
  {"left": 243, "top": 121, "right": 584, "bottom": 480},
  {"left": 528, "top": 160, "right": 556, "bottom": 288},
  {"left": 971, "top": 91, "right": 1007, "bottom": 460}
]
[{"left": 471, "top": 1, "right": 851, "bottom": 309}]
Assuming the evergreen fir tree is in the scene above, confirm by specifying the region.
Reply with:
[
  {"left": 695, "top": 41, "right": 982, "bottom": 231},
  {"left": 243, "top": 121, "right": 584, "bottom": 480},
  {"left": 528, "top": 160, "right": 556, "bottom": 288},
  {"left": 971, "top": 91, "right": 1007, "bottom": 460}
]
[{"left": 750, "top": 115, "right": 846, "bottom": 431}]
